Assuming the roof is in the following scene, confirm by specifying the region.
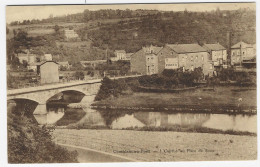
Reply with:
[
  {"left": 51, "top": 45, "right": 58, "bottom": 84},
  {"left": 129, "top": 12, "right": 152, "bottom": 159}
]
[
  {"left": 142, "top": 45, "right": 163, "bottom": 54},
  {"left": 115, "top": 50, "right": 126, "bottom": 53},
  {"left": 126, "top": 53, "right": 133, "bottom": 57},
  {"left": 231, "top": 41, "right": 253, "bottom": 49},
  {"left": 152, "top": 47, "right": 163, "bottom": 54},
  {"left": 58, "top": 61, "right": 69, "bottom": 65},
  {"left": 80, "top": 60, "right": 107, "bottom": 63},
  {"left": 203, "top": 43, "right": 226, "bottom": 51},
  {"left": 166, "top": 44, "right": 207, "bottom": 53},
  {"left": 40, "top": 61, "right": 59, "bottom": 66}
]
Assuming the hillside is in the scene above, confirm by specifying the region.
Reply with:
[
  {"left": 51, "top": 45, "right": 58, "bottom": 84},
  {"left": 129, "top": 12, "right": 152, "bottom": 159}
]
[{"left": 6, "top": 8, "right": 256, "bottom": 67}]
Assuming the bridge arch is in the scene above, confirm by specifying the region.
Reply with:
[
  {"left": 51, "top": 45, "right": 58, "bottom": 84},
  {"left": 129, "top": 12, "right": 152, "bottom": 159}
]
[{"left": 46, "top": 89, "right": 86, "bottom": 103}]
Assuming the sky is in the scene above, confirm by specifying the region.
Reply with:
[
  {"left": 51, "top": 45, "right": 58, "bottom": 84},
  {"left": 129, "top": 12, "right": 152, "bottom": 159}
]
[{"left": 6, "top": 2, "right": 256, "bottom": 23}]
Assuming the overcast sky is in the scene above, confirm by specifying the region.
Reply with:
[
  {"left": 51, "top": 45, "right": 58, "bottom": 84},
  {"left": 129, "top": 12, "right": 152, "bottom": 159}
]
[{"left": 6, "top": 3, "right": 255, "bottom": 23}]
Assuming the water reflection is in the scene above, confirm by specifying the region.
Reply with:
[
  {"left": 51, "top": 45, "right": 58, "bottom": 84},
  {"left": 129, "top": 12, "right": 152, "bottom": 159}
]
[
  {"left": 111, "top": 114, "right": 145, "bottom": 129},
  {"left": 34, "top": 108, "right": 65, "bottom": 125},
  {"left": 33, "top": 106, "right": 257, "bottom": 133}
]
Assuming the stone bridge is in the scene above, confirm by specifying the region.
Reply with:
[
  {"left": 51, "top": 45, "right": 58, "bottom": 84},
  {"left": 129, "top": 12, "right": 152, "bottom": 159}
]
[
  {"left": 7, "top": 75, "right": 141, "bottom": 115},
  {"left": 7, "top": 79, "right": 102, "bottom": 114}
]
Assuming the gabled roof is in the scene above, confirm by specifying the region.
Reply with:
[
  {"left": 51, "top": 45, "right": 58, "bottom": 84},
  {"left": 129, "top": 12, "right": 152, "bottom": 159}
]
[
  {"left": 40, "top": 61, "right": 59, "bottom": 66},
  {"left": 166, "top": 44, "right": 207, "bottom": 53},
  {"left": 203, "top": 43, "right": 226, "bottom": 51},
  {"left": 152, "top": 46, "right": 163, "bottom": 54},
  {"left": 231, "top": 41, "right": 253, "bottom": 49}
]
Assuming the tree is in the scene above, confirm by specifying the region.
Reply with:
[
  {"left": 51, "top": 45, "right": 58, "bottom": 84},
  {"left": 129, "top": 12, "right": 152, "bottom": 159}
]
[
  {"left": 54, "top": 25, "right": 60, "bottom": 33},
  {"left": 8, "top": 102, "right": 78, "bottom": 163},
  {"left": 74, "top": 71, "right": 85, "bottom": 80},
  {"left": 22, "top": 60, "right": 28, "bottom": 68}
]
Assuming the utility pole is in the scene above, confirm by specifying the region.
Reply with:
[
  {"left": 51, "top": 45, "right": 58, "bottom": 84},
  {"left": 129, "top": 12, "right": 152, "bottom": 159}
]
[{"left": 240, "top": 43, "right": 242, "bottom": 67}]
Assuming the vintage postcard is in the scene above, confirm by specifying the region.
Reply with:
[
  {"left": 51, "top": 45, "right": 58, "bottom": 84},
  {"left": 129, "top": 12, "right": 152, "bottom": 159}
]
[{"left": 6, "top": 2, "right": 257, "bottom": 164}]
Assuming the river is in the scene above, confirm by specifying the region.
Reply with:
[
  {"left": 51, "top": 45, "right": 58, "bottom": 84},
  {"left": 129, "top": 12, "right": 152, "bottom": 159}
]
[{"left": 33, "top": 106, "right": 257, "bottom": 133}]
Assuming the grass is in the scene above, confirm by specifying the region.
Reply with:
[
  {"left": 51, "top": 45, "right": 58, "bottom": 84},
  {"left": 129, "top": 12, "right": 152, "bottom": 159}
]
[
  {"left": 127, "top": 126, "right": 257, "bottom": 136},
  {"left": 92, "top": 86, "right": 256, "bottom": 114},
  {"left": 58, "top": 124, "right": 256, "bottom": 136}
]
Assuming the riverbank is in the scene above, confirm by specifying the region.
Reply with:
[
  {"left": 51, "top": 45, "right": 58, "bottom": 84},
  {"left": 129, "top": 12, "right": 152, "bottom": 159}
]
[
  {"left": 92, "top": 86, "right": 256, "bottom": 114},
  {"left": 52, "top": 129, "right": 257, "bottom": 162}
]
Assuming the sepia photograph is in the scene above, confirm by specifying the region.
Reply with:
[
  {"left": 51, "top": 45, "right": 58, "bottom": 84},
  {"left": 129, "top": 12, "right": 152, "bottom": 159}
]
[{"left": 4, "top": 1, "right": 257, "bottom": 164}]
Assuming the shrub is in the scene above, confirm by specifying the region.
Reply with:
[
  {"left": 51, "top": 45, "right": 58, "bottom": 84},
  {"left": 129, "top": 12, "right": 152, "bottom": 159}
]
[{"left": 8, "top": 103, "right": 78, "bottom": 163}]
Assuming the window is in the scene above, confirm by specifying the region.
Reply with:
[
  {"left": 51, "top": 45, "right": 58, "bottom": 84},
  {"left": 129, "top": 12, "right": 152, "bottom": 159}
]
[
  {"left": 202, "top": 56, "right": 204, "bottom": 61},
  {"left": 161, "top": 52, "right": 163, "bottom": 55},
  {"left": 196, "top": 56, "right": 198, "bottom": 60},
  {"left": 171, "top": 52, "right": 174, "bottom": 55}
]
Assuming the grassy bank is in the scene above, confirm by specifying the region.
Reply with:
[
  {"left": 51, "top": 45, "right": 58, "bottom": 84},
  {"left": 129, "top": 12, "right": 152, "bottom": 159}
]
[
  {"left": 92, "top": 86, "right": 256, "bottom": 114},
  {"left": 57, "top": 124, "right": 256, "bottom": 136}
]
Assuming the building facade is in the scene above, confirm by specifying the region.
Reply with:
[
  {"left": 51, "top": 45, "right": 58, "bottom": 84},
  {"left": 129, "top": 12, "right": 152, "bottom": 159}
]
[
  {"left": 203, "top": 43, "right": 227, "bottom": 69},
  {"left": 64, "top": 29, "right": 79, "bottom": 40},
  {"left": 80, "top": 60, "right": 107, "bottom": 68},
  {"left": 114, "top": 50, "right": 127, "bottom": 60},
  {"left": 231, "top": 41, "right": 255, "bottom": 65},
  {"left": 130, "top": 45, "right": 163, "bottom": 75},
  {"left": 157, "top": 44, "right": 213, "bottom": 76},
  {"left": 40, "top": 61, "right": 59, "bottom": 84},
  {"left": 17, "top": 53, "right": 36, "bottom": 64}
]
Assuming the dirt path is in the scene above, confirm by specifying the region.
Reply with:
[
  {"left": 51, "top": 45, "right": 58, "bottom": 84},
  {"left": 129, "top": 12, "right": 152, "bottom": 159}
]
[{"left": 52, "top": 129, "right": 257, "bottom": 162}]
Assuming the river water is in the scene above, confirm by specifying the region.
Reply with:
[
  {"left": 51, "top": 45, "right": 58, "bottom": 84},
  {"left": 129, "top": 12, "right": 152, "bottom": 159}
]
[{"left": 34, "top": 106, "right": 257, "bottom": 133}]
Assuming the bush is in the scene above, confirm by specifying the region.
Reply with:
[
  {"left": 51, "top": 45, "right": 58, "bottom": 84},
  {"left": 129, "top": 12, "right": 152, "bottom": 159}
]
[
  {"left": 8, "top": 103, "right": 78, "bottom": 163},
  {"left": 74, "top": 71, "right": 84, "bottom": 80}
]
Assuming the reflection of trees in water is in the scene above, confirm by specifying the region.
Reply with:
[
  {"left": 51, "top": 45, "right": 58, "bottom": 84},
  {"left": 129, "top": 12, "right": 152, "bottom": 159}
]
[
  {"left": 8, "top": 99, "right": 38, "bottom": 123},
  {"left": 134, "top": 112, "right": 164, "bottom": 126},
  {"left": 98, "top": 110, "right": 134, "bottom": 126},
  {"left": 55, "top": 108, "right": 86, "bottom": 126},
  {"left": 76, "top": 111, "right": 106, "bottom": 126}
]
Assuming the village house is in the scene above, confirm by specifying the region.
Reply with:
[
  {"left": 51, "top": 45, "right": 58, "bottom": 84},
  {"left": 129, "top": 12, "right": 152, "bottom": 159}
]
[
  {"left": 131, "top": 44, "right": 214, "bottom": 76},
  {"left": 157, "top": 44, "right": 213, "bottom": 76},
  {"left": 125, "top": 53, "right": 133, "bottom": 61},
  {"left": 17, "top": 52, "right": 36, "bottom": 64},
  {"left": 39, "top": 61, "right": 59, "bottom": 84},
  {"left": 27, "top": 62, "right": 41, "bottom": 72},
  {"left": 41, "top": 54, "right": 53, "bottom": 61},
  {"left": 64, "top": 29, "right": 79, "bottom": 40},
  {"left": 80, "top": 60, "right": 107, "bottom": 69},
  {"left": 203, "top": 43, "right": 227, "bottom": 69},
  {"left": 231, "top": 41, "right": 255, "bottom": 65},
  {"left": 130, "top": 45, "right": 163, "bottom": 75},
  {"left": 110, "top": 50, "right": 126, "bottom": 61},
  {"left": 58, "top": 61, "right": 71, "bottom": 70}
]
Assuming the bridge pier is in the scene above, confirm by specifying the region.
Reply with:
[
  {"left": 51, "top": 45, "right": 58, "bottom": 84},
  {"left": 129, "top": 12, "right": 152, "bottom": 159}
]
[{"left": 33, "top": 103, "right": 48, "bottom": 115}]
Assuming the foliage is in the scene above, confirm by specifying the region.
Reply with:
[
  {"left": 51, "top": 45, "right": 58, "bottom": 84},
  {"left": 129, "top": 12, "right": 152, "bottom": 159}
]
[
  {"left": 74, "top": 71, "right": 85, "bottom": 80},
  {"left": 217, "top": 68, "right": 253, "bottom": 84},
  {"left": 95, "top": 77, "right": 131, "bottom": 101},
  {"left": 8, "top": 103, "right": 78, "bottom": 163}
]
